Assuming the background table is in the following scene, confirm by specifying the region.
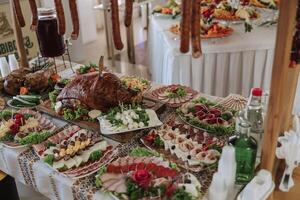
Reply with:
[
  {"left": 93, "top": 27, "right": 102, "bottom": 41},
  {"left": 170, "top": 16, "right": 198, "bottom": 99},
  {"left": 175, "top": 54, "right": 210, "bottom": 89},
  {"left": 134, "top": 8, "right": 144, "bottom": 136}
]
[{"left": 147, "top": 15, "right": 277, "bottom": 97}]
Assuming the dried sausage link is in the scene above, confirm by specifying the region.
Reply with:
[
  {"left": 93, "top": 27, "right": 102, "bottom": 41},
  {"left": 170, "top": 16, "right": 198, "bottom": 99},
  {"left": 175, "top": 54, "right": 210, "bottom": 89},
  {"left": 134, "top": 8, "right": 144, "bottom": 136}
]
[
  {"left": 54, "top": 0, "right": 66, "bottom": 35},
  {"left": 69, "top": 0, "right": 80, "bottom": 40},
  {"left": 180, "top": 0, "right": 192, "bottom": 53},
  {"left": 111, "top": 0, "right": 124, "bottom": 50}
]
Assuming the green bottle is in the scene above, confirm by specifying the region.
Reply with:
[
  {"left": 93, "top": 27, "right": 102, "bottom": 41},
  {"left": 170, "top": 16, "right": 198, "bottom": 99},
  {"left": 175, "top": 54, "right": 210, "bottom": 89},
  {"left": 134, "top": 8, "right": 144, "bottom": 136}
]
[{"left": 229, "top": 122, "right": 257, "bottom": 184}]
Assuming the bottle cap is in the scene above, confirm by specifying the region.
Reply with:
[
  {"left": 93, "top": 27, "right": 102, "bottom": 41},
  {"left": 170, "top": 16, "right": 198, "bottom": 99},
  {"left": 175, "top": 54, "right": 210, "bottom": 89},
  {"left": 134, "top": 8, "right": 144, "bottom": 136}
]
[{"left": 252, "top": 88, "right": 263, "bottom": 96}]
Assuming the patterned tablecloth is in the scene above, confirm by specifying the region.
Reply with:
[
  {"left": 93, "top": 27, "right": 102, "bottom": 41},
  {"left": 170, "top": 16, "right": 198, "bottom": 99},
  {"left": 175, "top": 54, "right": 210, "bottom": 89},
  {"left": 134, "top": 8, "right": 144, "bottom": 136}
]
[{"left": 0, "top": 66, "right": 243, "bottom": 200}]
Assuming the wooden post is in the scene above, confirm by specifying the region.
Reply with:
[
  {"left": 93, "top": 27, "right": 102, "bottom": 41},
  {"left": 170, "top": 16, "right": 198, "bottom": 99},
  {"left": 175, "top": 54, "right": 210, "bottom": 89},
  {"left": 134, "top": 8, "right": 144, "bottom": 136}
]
[
  {"left": 10, "top": 0, "right": 29, "bottom": 68},
  {"left": 261, "top": 0, "right": 299, "bottom": 175}
]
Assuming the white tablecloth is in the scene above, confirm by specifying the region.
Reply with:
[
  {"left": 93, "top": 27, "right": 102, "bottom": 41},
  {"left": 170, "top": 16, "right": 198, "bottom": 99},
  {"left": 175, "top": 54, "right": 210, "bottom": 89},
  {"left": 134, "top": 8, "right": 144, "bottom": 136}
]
[{"left": 148, "top": 15, "right": 277, "bottom": 97}]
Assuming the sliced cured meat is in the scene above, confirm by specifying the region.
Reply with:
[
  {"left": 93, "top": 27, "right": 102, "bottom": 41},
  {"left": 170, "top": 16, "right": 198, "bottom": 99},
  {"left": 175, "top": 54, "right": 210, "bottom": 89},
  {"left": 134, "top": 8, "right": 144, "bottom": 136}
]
[
  {"left": 107, "top": 178, "right": 126, "bottom": 192},
  {"left": 114, "top": 180, "right": 127, "bottom": 193},
  {"left": 101, "top": 173, "right": 125, "bottom": 183}
]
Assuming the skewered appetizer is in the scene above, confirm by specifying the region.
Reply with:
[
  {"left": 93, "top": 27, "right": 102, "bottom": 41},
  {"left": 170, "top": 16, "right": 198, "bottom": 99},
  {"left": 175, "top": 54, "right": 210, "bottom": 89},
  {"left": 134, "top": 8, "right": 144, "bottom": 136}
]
[
  {"left": 95, "top": 147, "right": 202, "bottom": 200},
  {"left": 99, "top": 104, "right": 162, "bottom": 134},
  {"left": 152, "top": 0, "right": 181, "bottom": 18},
  {"left": 142, "top": 123, "right": 223, "bottom": 171},
  {"left": 178, "top": 97, "right": 235, "bottom": 135},
  {"left": 40, "top": 127, "right": 115, "bottom": 178},
  {"left": 0, "top": 109, "right": 56, "bottom": 147},
  {"left": 151, "top": 85, "right": 198, "bottom": 107}
]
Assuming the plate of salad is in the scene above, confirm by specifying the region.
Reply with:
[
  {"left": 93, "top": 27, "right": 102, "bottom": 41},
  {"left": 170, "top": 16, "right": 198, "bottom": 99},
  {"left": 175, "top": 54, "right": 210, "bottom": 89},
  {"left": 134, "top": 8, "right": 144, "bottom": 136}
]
[
  {"left": 95, "top": 147, "right": 202, "bottom": 200},
  {"left": 152, "top": 0, "right": 181, "bottom": 19},
  {"left": 177, "top": 97, "right": 235, "bottom": 136},
  {"left": 98, "top": 104, "right": 162, "bottom": 135},
  {"left": 0, "top": 109, "right": 56, "bottom": 149},
  {"left": 151, "top": 85, "right": 198, "bottom": 107}
]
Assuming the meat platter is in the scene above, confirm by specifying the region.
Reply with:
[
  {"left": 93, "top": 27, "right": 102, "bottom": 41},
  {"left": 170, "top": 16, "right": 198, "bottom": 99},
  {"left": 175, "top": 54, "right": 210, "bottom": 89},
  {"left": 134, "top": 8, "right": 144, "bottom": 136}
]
[
  {"left": 0, "top": 68, "right": 58, "bottom": 96},
  {"left": 95, "top": 147, "right": 202, "bottom": 200},
  {"left": 152, "top": 0, "right": 181, "bottom": 19},
  {"left": 98, "top": 104, "right": 163, "bottom": 135},
  {"left": 177, "top": 97, "right": 235, "bottom": 136},
  {"left": 36, "top": 95, "right": 165, "bottom": 142},
  {"left": 34, "top": 125, "right": 117, "bottom": 179},
  {"left": 169, "top": 22, "right": 234, "bottom": 39},
  {"left": 141, "top": 118, "right": 225, "bottom": 172},
  {"left": 151, "top": 85, "right": 198, "bottom": 108},
  {"left": 0, "top": 109, "right": 56, "bottom": 149},
  {"left": 36, "top": 99, "right": 101, "bottom": 133}
]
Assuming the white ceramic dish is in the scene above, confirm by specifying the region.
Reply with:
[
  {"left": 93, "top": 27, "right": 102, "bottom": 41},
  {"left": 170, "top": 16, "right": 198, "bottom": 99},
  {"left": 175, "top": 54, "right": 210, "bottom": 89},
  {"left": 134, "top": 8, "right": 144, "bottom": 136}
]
[
  {"left": 98, "top": 109, "right": 163, "bottom": 135},
  {"left": 7, "top": 99, "right": 37, "bottom": 109}
]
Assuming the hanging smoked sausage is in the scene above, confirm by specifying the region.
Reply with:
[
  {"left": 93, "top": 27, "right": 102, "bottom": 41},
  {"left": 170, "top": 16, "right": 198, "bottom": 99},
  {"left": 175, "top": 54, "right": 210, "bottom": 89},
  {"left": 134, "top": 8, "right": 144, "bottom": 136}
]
[
  {"left": 180, "top": 0, "right": 192, "bottom": 53},
  {"left": 28, "top": 0, "right": 38, "bottom": 31},
  {"left": 124, "top": 0, "right": 133, "bottom": 27},
  {"left": 191, "top": 0, "right": 202, "bottom": 58},
  {"left": 54, "top": 0, "right": 66, "bottom": 35},
  {"left": 69, "top": 0, "right": 80, "bottom": 40},
  {"left": 13, "top": 0, "right": 25, "bottom": 27},
  {"left": 111, "top": 0, "right": 124, "bottom": 50}
]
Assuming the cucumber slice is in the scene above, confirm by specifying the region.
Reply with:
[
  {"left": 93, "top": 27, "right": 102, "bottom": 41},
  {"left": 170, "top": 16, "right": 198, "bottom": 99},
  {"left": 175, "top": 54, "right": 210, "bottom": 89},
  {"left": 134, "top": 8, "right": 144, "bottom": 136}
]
[
  {"left": 10, "top": 99, "right": 31, "bottom": 107},
  {"left": 17, "top": 95, "right": 40, "bottom": 104},
  {"left": 12, "top": 97, "right": 36, "bottom": 106}
]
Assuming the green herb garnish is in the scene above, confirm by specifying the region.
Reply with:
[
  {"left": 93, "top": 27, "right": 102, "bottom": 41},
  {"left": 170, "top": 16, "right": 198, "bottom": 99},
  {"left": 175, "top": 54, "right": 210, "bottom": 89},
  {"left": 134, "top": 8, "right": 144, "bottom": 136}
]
[
  {"left": 129, "top": 147, "right": 159, "bottom": 157},
  {"left": 49, "top": 90, "right": 60, "bottom": 103},
  {"left": 44, "top": 154, "right": 54, "bottom": 166},
  {"left": 171, "top": 188, "right": 193, "bottom": 200},
  {"left": 0, "top": 110, "right": 13, "bottom": 120},
  {"left": 18, "top": 131, "right": 53, "bottom": 145},
  {"left": 154, "top": 135, "right": 164, "bottom": 148},
  {"left": 0, "top": 134, "right": 14, "bottom": 142},
  {"left": 89, "top": 150, "right": 103, "bottom": 162},
  {"left": 166, "top": 87, "right": 187, "bottom": 98}
]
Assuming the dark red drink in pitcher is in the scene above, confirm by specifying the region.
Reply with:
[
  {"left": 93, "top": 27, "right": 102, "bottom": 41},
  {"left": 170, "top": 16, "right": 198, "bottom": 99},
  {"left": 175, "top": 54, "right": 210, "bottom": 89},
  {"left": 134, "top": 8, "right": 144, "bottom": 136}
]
[{"left": 36, "top": 8, "right": 65, "bottom": 57}]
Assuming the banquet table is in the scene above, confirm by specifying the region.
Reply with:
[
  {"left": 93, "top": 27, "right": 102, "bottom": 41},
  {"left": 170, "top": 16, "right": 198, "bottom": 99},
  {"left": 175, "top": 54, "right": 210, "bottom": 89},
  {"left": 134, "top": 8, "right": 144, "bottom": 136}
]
[
  {"left": 0, "top": 65, "right": 248, "bottom": 200},
  {"left": 147, "top": 14, "right": 277, "bottom": 97}
]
